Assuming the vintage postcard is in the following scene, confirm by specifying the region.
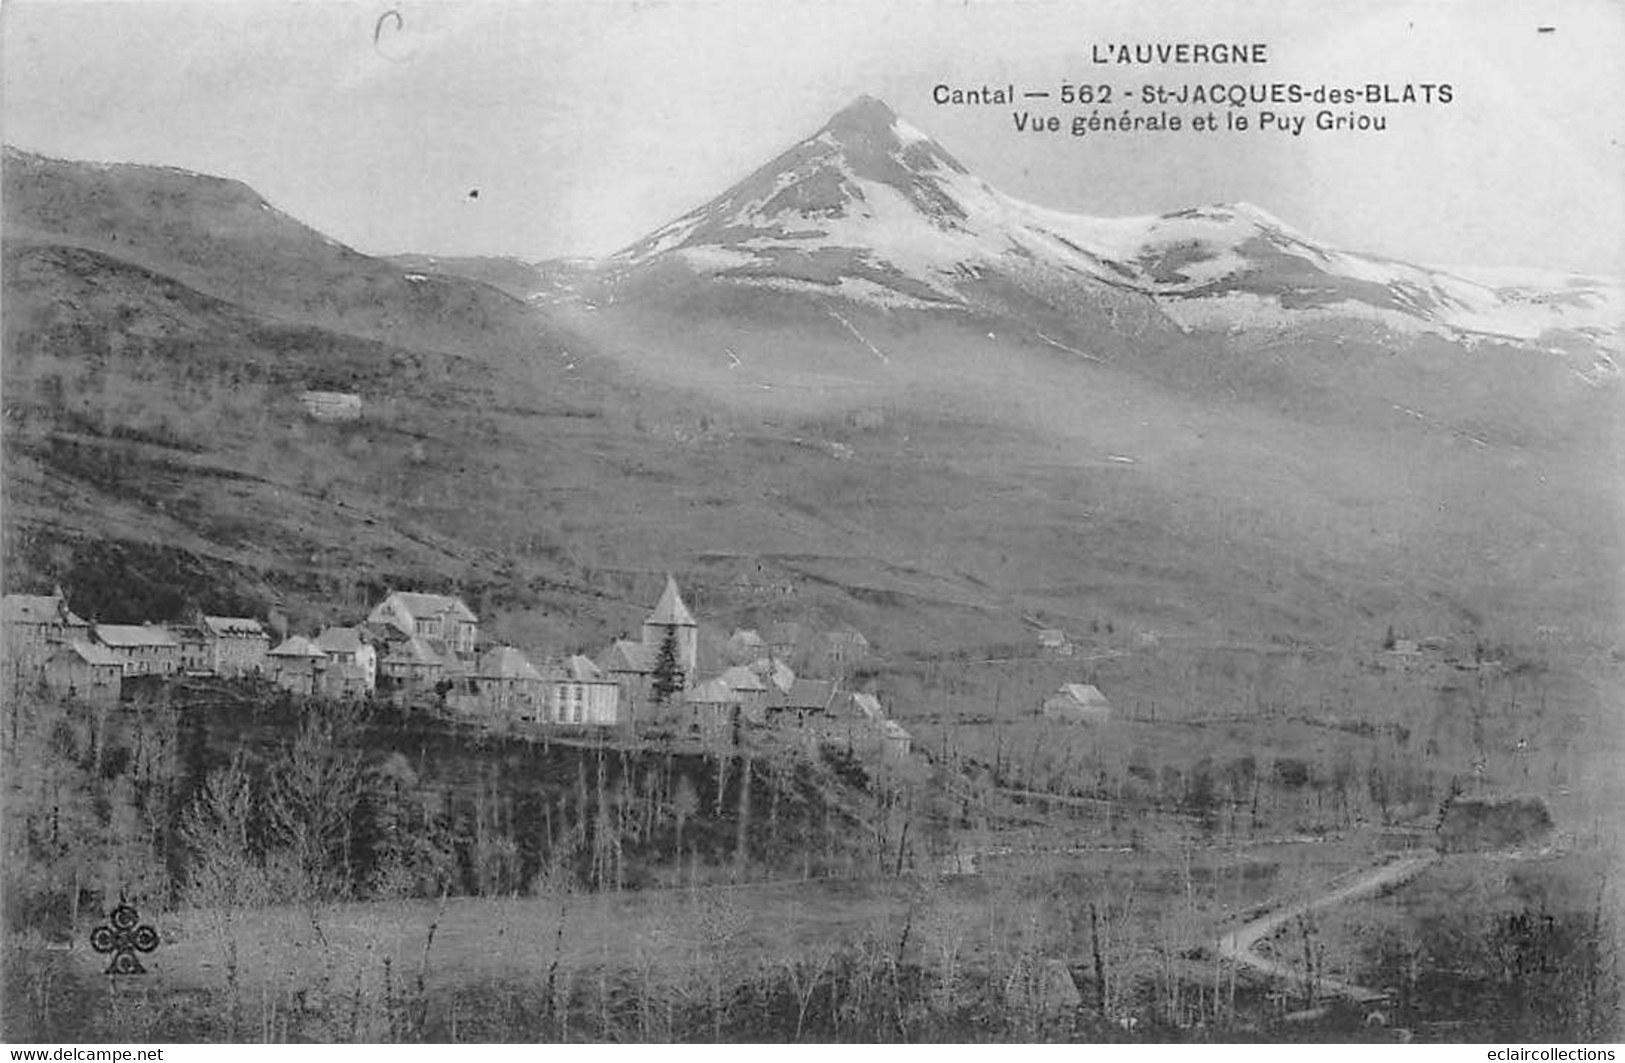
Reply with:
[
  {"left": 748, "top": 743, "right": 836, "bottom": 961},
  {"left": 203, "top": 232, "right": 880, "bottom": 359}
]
[{"left": 1, "top": 0, "right": 1620, "bottom": 1047}]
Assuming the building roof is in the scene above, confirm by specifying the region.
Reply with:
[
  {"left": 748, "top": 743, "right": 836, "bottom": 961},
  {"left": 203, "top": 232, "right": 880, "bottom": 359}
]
[
  {"left": 850, "top": 692, "right": 884, "bottom": 720},
  {"left": 601, "top": 638, "right": 655, "bottom": 674},
  {"left": 769, "top": 678, "right": 835, "bottom": 711},
  {"left": 54, "top": 640, "right": 123, "bottom": 667},
  {"left": 382, "top": 635, "right": 445, "bottom": 665},
  {"left": 565, "top": 654, "right": 604, "bottom": 682},
  {"left": 646, "top": 575, "right": 696, "bottom": 627},
  {"left": 756, "top": 657, "right": 796, "bottom": 693},
  {"left": 728, "top": 628, "right": 766, "bottom": 649},
  {"left": 95, "top": 624, "right": 179, "bottom": 648},
  {"left": 203, "top": 616, "right": 267, "bottom": 639},
  {"left": 542, "top": 655, "right": 616, "bottom": 684},
  {"left": 880, "top": 720, "right": 912, "bottom": 741},
  {"left": 718, "top": 665, "right": 766, "bottom": 693},
  {"left": 1044, "top": 685, "right": 1111, "bottom": 723},
  {"left": 269, "top": 635, "right": 327, "bottom": 658},
  {"left": 373, "top": 591, "right": 477, "bottom": 624},
  {"left": 314, "top": 626, "right": 366, "bottom": 654},
  {"left": 825, "top": 624, "right": 870, "bottom": 645},
  {"left": 684, "top": 678, "right": 741, "bottom": 704},
  {"left": 1056, "top": 683, "right": 1109, "bottom": 706},
  {"left": 478, "top": 646, "right": 542, "bottom": 681},
  {"left": 4, "top": 592, "right": 87, "bottom": 627}
]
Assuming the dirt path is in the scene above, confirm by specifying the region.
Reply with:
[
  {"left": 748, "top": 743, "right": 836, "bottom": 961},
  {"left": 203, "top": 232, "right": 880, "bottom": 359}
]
[{"left": 1214, "top": 851, "right": 1437, "bottom": 1005}]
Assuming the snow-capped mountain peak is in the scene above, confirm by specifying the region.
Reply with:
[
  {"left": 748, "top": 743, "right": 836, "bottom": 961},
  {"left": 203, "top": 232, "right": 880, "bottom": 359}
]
[{"left": 613, "top": 96, "right": 1621, "bottom": 356}]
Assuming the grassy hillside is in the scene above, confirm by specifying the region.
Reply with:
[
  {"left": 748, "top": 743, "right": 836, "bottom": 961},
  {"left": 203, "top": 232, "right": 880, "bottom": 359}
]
[{"left": 4, "top": 147, "right": 1620, "bottom": 808}]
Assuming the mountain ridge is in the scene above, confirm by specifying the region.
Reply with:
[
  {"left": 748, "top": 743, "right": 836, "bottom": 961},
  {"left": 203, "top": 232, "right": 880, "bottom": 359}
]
[
  {"left": 2, "top": 111, "right": 1619, "bottom": 666},
  {"left": 562, "top": 96, "right": 1620, "bottom": 368}
]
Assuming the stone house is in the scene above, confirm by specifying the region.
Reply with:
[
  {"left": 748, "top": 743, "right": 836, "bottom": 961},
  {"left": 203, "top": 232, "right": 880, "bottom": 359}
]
[
  {"left": 368, "top": 592, "right": 478, "bottom": 662},
  {"left": 1037, "top": 628, "right": 1074, "bottom": 656},
  {"left": 819, "top": 624, "right": 872, "bottom": 674},
  {"left": 798, "top": 690, "right": 910, "bottom": 762},
  {"left": 315, "top": 626, "right": 376, "bottom": 691},
  {"left": 682, "top": 678, "right": 746, "bottom": 746},
  {"left": 717, "top": 665, "right": 768, "bottom": 718},
  {"left": 94, "top": 624, "right": 181, "bottom": 677},
  {"left": 462, "top": 646, "right": 545, "bottom": 717},
  {"left": 751, "top": 656, "right": 797, "bottom": 695},
  {"left": 202, "top": 615, "right": 270, "bottom": 676},
  {"left": 541, "top": 655, "right": 622, "bottom": 726},
  {"left": 766, "top": 677, "right": 836, "bottom": 721},
  {"left": 378, "top": 635, "right": 446, "bottom": 697},
  {"left": 171, "top": 624, "right": 211, "bottom": 673},
  {"left": 44, "top": 641, "right": 123, "bottom": 706},
  {"left": 724, "top": 628, "right": 768, "bottom": 666},
  {"left": 3, "top": 589, "right": 91, "bottom": 688},
  {"left": 267, "top": 635, "right": 328, "bottom": 695}
]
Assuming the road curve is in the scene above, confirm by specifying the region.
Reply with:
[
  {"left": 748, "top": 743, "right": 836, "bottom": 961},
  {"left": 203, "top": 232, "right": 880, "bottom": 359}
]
[{"left": 1214, "top": 852, "right": 1438, "bottom": 1005}]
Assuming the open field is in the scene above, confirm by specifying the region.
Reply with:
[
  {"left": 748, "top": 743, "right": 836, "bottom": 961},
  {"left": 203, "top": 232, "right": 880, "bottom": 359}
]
[{"left": 10, "top": 828, "right": 1398, "bottom": 1041}]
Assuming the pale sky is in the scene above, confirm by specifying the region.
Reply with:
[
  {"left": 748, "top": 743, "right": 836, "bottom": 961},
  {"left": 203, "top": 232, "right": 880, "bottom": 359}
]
[{"left": 3, "top": 0, "right": 1622, "bottom": 274}]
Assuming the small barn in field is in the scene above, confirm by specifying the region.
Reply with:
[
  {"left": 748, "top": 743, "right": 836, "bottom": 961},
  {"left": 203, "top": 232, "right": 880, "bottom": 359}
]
[
  {"left": 300, "top": 390, "right": 362, "bottom": 422},
  {"left": 879, "top": 719, "right": 914, "bottom": 761},
  {"left": 1042, "top": 683, "right": 1112, "bottom": 724}
]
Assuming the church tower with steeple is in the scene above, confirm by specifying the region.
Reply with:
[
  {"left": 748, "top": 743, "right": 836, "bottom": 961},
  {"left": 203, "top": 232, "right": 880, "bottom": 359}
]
[{"left": 641, "top": 574, "right": 697, "bottom": 683}]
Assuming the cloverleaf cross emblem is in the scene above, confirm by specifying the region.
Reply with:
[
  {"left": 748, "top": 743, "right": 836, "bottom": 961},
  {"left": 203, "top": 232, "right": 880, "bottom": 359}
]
[{"left": 89, "top": 902, "right": 159, "bottom": 974}]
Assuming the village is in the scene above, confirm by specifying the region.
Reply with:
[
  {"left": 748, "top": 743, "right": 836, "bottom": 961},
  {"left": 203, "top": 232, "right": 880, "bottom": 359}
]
[{"left": 0, "top": 577, "right": 1005, "bottom": 764}]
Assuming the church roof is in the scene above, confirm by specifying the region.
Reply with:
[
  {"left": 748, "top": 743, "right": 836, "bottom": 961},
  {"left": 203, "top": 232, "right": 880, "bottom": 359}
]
[
  {"left": 602, "top": 638, "right": 655, "bottom": 674},
  {"left": 646, "top": 575, "right": 696, "bottom": 627}
]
